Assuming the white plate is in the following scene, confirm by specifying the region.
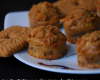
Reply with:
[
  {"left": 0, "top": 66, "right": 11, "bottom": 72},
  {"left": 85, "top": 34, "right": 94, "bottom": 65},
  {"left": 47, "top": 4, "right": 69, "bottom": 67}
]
[{"left": 4, "top": 11, "right": 100, "bottom": 74}]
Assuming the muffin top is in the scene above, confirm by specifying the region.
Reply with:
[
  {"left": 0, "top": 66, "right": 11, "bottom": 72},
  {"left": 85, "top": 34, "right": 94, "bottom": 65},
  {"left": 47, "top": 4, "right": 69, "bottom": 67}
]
[
  {"left": 63, "top": 8, "right": 100, "bottom": 31},
  {"left": 29, "top": 1, "right": 62, "bottom": 22},
  {"left": 76, "top": 31, "right": 100, "bottom": 54},
  {"left": 27, "top": 25, "right": 67, "bottom": 45}
]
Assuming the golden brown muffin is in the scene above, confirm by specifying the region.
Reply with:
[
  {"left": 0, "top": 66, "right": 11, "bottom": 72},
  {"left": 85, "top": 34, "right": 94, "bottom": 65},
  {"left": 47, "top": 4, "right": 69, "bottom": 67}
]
[
  {"left": 27, "top": 25, "right": 67, "bottom": 59},
  {"left": 78, "top": 0, "right": 98, "bottom": 11},
  {"left": 96, "top": 0, "right": 100, "bottom": 16},
  {"left": 53, "top": 0, "right": 80, "bottom": 16},
  {"left": 53, "top": 0, "right": 97, "bottom": 16},
  {"left": 62, "top": 8, "right": 100, "bottom": 44},
  {"left": 29, "top": 1, "right": 62, "bottom": 28},
  {"left": 76, "top": 31, "right": 100, "bottom": 68}
]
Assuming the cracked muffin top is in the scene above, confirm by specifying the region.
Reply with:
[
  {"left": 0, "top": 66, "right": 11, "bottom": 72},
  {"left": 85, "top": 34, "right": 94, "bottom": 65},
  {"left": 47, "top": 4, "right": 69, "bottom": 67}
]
[
  {"left": 63, "top": 8, "right": 100, "bottom": 31},
  {"left": 76, "top": 31, "right": 100, "bottom": 54},
  {"left": 29, "top": 1, "right": 62, "bottom": 23},
  {"left": 27, "top": 25, "right": 67, "bottom": 45}
]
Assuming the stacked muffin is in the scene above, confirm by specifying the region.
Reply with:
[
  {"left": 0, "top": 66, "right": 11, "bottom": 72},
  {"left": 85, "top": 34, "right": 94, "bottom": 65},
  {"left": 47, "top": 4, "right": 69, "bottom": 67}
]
[{"left": 28, "top": 1, "right": 67, "bottom": 59}]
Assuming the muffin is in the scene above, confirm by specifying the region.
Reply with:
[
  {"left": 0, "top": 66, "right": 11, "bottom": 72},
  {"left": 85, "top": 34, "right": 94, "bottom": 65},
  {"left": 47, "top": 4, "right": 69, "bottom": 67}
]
[
  {"left": 78, "top": 0, "right": 97, "bottom": 11},
  {"left": 62, "top": 8, "right": 100, "bottom": 44},
  {"left": 96, "top": 0, "right": 100, "bottom": 16},
  {"left": 53, "top": 0, "right": 80, "bottom": 16},
  {"left": 53, "top": 0, "right": 97, "bottom": 17},
  {"left": 27, "top": 25, "right": 67, "bottom": 59},
  {"left": 29, "top": 1, "right": 63, "bottom": 28},
  {"left": 76, "top": 31, "right": 100, "bottom": 68}
]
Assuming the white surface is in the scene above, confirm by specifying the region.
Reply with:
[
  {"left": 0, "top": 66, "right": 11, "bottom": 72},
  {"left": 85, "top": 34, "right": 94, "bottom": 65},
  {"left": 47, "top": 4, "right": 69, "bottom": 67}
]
[
  {"left": 4, "top": 11, "right": 29, "bottom": 29},
  {"left": 4, "top": 11, "right": 100, "bottom": 74}
]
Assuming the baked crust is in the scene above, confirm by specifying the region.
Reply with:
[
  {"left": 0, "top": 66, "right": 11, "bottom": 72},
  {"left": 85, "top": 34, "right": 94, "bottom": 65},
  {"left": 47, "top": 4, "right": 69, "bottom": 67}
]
[
  {"left": 29, "top": 1, "right": 62, "bottom": 28},
  {"left": 76, "top": 31, "right": 100, "bottom": 68},
  {"left": 53, "top": 0, "right": 80, "bottom": 16},
  {"left": 63, "top": 8, "right": 100, "bottom": 44},
  {"left": 27, "top": 25, "right": 67, "bottom": 59},
  {"left": 78, "top": 0, "right": 98, "bottom": 11},
  {"left": 53, "top": 0, "right": 97, "bottom": 16}
]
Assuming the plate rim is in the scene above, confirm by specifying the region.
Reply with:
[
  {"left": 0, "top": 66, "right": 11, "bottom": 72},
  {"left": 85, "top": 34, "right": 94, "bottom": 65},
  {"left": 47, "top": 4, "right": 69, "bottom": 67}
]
[{"left": 13, "top": 52, "right": 100, "bottom": 74}]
